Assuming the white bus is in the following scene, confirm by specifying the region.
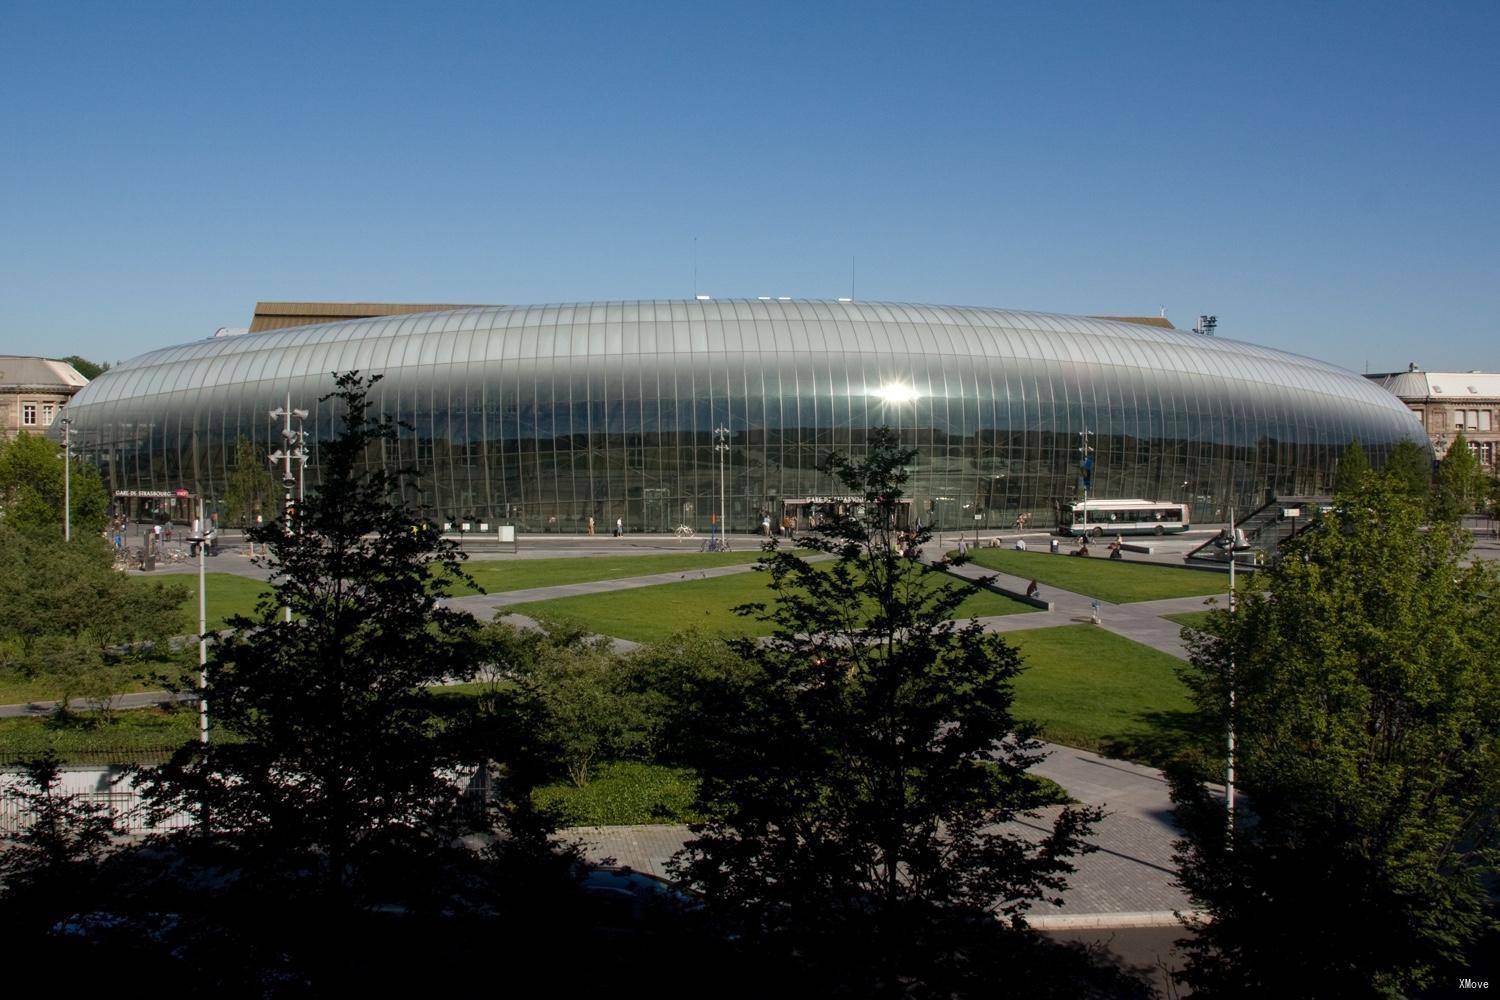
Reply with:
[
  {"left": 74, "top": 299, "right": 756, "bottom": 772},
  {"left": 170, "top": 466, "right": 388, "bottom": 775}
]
[{"left": 1058, "top": 498, "right": 1190, "bottom": 537}]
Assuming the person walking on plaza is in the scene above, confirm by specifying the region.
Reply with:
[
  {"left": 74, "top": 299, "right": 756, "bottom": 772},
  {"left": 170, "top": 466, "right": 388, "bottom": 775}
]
[
  {"left": 587, "top": 514, "right": 595, "bottom": 535},
  {"left": 761, "top": 514, "right": 771, "bottom": 538},
  {"left": 615, "top": 516, "right": 623, "bottom": 537}
]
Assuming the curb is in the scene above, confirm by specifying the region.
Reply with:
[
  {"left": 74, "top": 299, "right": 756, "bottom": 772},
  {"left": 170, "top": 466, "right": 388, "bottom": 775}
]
[{"left": 1029, "top": 909, "right": 1203, "bottom": 930}]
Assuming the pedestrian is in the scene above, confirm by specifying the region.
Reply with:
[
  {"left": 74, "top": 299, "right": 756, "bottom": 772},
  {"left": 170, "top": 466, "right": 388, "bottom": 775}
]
[
  {"left": 761, "top": 514, "right": 771, "bottom": 538},
  {"left": 615, "top": 516, "right": 623, "bottom": 537},
  {"left": 1025, "top": 579, "right": 1040, "bottom": 600},
  {"left": 587, "top": 514, "right": 595, "bottom": 535}
]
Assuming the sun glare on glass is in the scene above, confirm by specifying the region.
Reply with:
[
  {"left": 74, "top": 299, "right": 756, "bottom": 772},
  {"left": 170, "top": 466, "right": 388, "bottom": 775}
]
[{"left": 871, "top": 382, "right": 918, "bottom": 403}]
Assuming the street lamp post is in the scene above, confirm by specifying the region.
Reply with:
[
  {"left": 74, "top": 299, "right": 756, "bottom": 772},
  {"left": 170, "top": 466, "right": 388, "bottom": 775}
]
[
  {"left": 713, "top": 425, "right": 729, "bottom": 549},
  {"left": 188, "top": 496, "right": 209, "bottom": 746},
  {"left": 1078, "top": 429, "right": 1094, "bottom": 536},
  {"left": 1220, "top": 508, "right": 1241, "bottom": 836},
  {"left": 269, "top": 394, "right": 308, "bottom": 625},
  {"left": 60, "top": 416, "right": 72, "bottom": 542}
]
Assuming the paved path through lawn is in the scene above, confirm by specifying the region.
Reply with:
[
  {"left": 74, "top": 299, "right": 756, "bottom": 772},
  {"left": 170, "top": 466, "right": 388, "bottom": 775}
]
[
  {"left": 564, "top": 741, "right": 1194, "bottom": 925},
  {"left": 932, "top": 546, "right": 1219, "bottom": 660}
]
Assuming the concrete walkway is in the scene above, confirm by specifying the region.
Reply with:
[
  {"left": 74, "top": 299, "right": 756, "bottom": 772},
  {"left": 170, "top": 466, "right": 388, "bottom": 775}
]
[
  {"left": 563, "top": 741, "right": 1192, "bottom": 923},
  {"left": 935, "top": 551, "right": 1215, "bottom": 660}
]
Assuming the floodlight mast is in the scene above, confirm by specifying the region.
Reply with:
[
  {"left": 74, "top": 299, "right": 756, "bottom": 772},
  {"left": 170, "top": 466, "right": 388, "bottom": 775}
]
[
  {"left": 713, "top": 425, "right": 730, "bottom": 547},
  {"left": 268, "top": 393, "right": 308, "bottom": 624},
  {"left": 1078, "top": 429, "right": 1093, "bottom": 536},
  {"left": 60, "top": 416, "right": 73, "bottom": 542}
]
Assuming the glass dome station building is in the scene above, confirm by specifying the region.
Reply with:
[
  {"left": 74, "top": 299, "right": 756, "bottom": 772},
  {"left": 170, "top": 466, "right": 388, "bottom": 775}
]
[{"left": 61, "top": 299, "right": 1426, "bottom": 533}]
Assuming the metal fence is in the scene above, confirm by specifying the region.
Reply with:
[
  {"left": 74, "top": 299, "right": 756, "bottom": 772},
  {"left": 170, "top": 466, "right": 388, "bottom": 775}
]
[
  {"left": 0, "top": 787, "right": 195, "bottom": 837},
  {"left": 1, "top": 767, "right": 494, "bottom": 838}
]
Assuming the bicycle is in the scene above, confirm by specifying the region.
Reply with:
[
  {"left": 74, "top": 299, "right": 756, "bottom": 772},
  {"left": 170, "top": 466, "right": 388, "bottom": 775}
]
[
  {"left": 700, "top": 534, "right": 732, "bottom": 553},
  {"left": 673, "top": 524, "right": 696, "bottom": 541}
]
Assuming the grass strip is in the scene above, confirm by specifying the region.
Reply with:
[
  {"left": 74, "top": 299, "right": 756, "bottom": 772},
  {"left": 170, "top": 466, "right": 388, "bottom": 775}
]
[
  {"left": 963, "top": 548, "right": 1225, "bottom": 604},
  {"left": 509, "top": 568, "right": 1035, "bottom": 645}
]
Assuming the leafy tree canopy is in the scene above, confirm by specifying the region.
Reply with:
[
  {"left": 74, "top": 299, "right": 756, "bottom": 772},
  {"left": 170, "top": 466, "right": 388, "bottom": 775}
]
[
  {"left": 0, "top": 431, "right": 109, "bottom": 537},
  {"left": 57, "top": 355, "right": 109, "bottom": 380},
  {"left": 671, "top": 427, "right": 1109, "bottom": 996},
  {"left": 1171, "top": 475, "right": 1500, "bottom": 998},
  {"left": 144, "top": 372, "right": 487, "bottom": 899},
  {"left": 1433, "top": 431, "right": 1487, "bottom": 521},
  {"left": 0, "top": 752, "right": 121, "bottom": 933},
  {"left": 0, "top": 526, "right": 185, "bottom": 711},
  {"left": 1381, "top": 437, "right": 1431, "bottom": 501},
  {"left": 1332, "top": 436, "right": 1370, "bottom": 496},
  {"left": 219, "top": 434, "right": 280, "bottom": 527}
]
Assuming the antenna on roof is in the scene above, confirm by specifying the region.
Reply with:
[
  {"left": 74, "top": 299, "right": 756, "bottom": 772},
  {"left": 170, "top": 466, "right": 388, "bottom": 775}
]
[
  {"left": 851, "top": 256, "right": 855, "bottom": 301},
  {"left": 692, "top": 236, "right": 698, "bottom": 298}
]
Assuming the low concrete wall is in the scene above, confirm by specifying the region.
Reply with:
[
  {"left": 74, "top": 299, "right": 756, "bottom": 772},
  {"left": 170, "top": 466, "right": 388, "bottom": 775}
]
[{"left": 938, "top": 565, "right": 1053, "bottom": 611}]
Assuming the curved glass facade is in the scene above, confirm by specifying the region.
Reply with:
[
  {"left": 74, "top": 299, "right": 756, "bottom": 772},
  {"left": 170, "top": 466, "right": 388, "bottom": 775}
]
[{"left": 61, "top": 300, "right": 1427, "bottom": 532}]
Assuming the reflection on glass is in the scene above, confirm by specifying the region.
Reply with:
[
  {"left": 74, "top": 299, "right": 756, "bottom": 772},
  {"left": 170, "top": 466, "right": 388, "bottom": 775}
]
[{"left": 61, "top": 302, "right": 1427, "bottom": 533}]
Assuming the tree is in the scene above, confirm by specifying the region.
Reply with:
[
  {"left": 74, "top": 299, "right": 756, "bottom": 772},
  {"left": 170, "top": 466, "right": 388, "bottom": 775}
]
[
  {"left": 1433, "top": 431, "right": 1487, "bottom": 522},
  {"left": 0, "top": 527, "right": 185, "bottom": 714},
  {"left": 1332, "top": 436, "right": 1370, "bottom": 496},
  {"left": 0, "top": 753, "right": 121, "bottom": 933},
  {"left": 671, "top": 427, "right": 1105, "bottom": 995},
  {"left": 143, "top": 372, "right": 484, "bottom": 900},
  {"left": 0, "top": 431, "right": 109, "bottom": 536},
  {"left": 1169, "top": 476, "right": 1500, "bottom": 997},
  {"left": 472, "top": 616, "right": 640, "bottom": 787},
  {"left": 1382, "top": 437, "right": 1431, "bottom": 501},
  {"left": 57, "top": 355, "right": 109, "bottom": 380},
  {"left": 219, "top": 435, "right": 279, "bottom": 528}
]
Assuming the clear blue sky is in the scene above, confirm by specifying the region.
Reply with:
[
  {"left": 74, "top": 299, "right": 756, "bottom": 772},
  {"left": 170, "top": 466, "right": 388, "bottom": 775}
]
[{"left": 1, "top": 1, "right": 1495, "bottom": 372}]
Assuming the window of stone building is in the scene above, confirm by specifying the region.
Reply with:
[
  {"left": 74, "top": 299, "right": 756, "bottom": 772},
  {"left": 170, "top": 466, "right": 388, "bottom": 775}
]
[
  {"left": 42, "top": 402, "right": 54, "bottom": 425},
  {"left": 21, "top": 402, "right": 37, "bottom": 426},
  {"left": 1481, "top": 410, "right": 1492, "bottom": 432}
]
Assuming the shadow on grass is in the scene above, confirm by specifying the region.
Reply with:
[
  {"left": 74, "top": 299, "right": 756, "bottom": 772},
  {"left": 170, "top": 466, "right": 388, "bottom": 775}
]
[{"left": 1099, "top": 708, "right": 1219, "bottom": 771}]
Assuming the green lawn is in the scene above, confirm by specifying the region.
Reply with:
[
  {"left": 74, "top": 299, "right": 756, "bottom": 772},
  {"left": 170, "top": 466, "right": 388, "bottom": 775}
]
[
  {"left": 963, "top": 548, "right": 1227, "bottom": 604},
  {"left": 509, "top": 568, "right": 1035, "bottom": 644},
  {"left": 536, "top": 760, "right": 701, "bottom": 826},
  {"left": 457, "top": 550, "right": 795, "bottom": 596},
  {"left": 0, "top": 706, "right": 208, "bottom": 765},
  {"left": 123, "top": 572, "right": 274, "bottom": 633},
  {"left": 1164, "top": 610, "right": 1215, "bottom": 632},
  {"left": 1008, "top": 625, "right": 1193, "bottom": 763},
  {"left": 0, "top": 672, "right": 163, "bottom": 707},
  {"left": 133, "top": 554, "right": 794, "bottom": 635}
]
